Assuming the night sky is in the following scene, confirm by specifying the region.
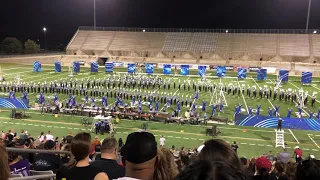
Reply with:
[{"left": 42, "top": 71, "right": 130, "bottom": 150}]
[{"left": 1, "top": 0, "right": 320, "bottom": 49}]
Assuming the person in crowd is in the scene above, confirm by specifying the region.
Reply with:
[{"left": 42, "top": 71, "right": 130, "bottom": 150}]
[
  {"left": 253, "top": 156, "right": 276, "bottom": 180},
  {"left": 0, "top": 145, "right": 10, "bottom": 180},
  {"left": 34, "top": 140, "right": 61, "bottom": 173},
  {"left": 285, "top": 162, "right": 296, "bottom": 180},
  {"left": 60, "top": 144, "right": 71, "bottom": 165},
  {"left": 169, "top": 145, "right": 175, "bottom": 153},
  {"left": 154, "top": 148, "right": 179, "bottom": 180},
  {"left": 19, "top": 130, "right": 27, "bottom": 140},
  {"left": 159, "top": 135, "right": 165, "bottom": 147},
  {"left": 198, "top": 139, "right": 242, "bottom": 172},
  {"left": 176, "top": 160, "right": 245, "bottom": 180},
  {"left": 91, "top": 137, "right": 125, "bottom": 179},
  {"left": 92, "top": 136, "right": 102, "bottom": 152},
  {"left": 278, "top": 148, "right": 290, "bottom": 163},
  {"left": 240, "top": 157, "right": 254, "bottom": 180},
  {"left": 118, "top": 132, "right": 158, "bottom": 180},
  {"left": 64, "top": 131, "right": 74, "bottom": 144},
  {"left": 118, "top": 138, "right": 123, "bottom": 151},
  {"left": 56, "top": 132, "right": 109, "bottom": 180},
  {"left": 293, "top": 146, "right": 303, "bottom": 164},
  {"left": 231, "top": 141, "right": 239, "bottom": 153},
  {"left": 295, "top": 159, "right": 320, "bottom": 179},
  {"left": 8, "top": 150, "right": 31, "bottom": 176},
  {"left": 45, "top": 131, "right": 54, "bottom": 141},
  {"left": 266, "top": 151, "right": 275, "bottom": 162},
  {"left": 273, "top": 161, "right": 286, "bottom": 180}
]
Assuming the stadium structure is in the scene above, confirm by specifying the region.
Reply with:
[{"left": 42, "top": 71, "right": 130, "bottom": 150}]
[{"left": 1, "top": 27, "right": 320, "bottom": 76}]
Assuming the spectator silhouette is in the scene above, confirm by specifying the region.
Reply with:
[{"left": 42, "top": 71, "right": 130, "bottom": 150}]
[{"left": 0, "top": 145, "right": 10, "bottom": 180}]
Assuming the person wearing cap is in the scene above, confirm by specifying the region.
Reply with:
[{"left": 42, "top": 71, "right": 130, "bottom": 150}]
[
  {"left": 254, "top": 156, "right": 276, "bottom": 180},
  {"left": 118, "top": 132, "right": 158, "bottom": 180},
  {"left": 293, "top": 146, "right": 303, "bottom": 164},
  {"left": 34, "top": 140, "right": 61, "bottom": 173}
]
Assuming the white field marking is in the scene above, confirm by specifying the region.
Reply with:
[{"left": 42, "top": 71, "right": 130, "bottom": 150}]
[
  {"left": 304, "top": 148, "right": 310, "bottom": 150},
  {"left": 60, "top": 127, "right": 65, "bottom": 129},
  {"left": 307, "top": 134, "right": 313, "bottom": 136},
  {"left": 288, "top": 129, "right": 300, "bottom": 144},
  {"left": 266, "top": 145, "right": 273, "bottom": 147},
  {"left": 316, "top": 135, "right": 320, "bottom": 137},
  {"left": 217, "top": 126, "right": 290, "bottom": 134},
  {"left": 308, "top": 134, "right": 320, "bottom": 148},
  {"left": 312, "top": 149, "right": 319, "bottom": 151},
  {"left": 3, "top": 66, "right": 27, "bottom": 71},
  {"left": 191, "top": 138, "right": 196, "bottom": 140},
  {"left": 175, "top": 137, "right": 181, "bottom": 139},
  {"left": 237, "top": 79, "right": 249, "bottom": 113},
  {"left": 287, "top": 147, "right": 291, "bottom": 149},
  {"left": 183, "top": 137, "right": 189, "bottom": 139},
  {"left": 167, "top": 136, "right": 174, "bottom": 138},
  {"left": 15, "top": 123, "right": 20, "bottom": 125},
  {"left": 81, "top": 129, "right": 86, "bottom": 131},
  {"left": 289, "top": 82, "right": 320, "bottom": 103},
  {"left": 311, "top": 84, "right": 320, "bottom": 91},
  {"left": 241, "top": 143, "right": 247, "bottom": 145},
  {"left": 199, "top": 139, "right": 204, "bottom": 141},
  {"left": 47, "top": 126, "right": 52, "bottom": 127},
  {"left": 249, "top": 144, "right": 256, "bottom": 146},
  {"left": 34, "top": 124, "right": 39, "bottom": 126},
  {"left": 258, "top": 144, "right": 265, "bottom": 146}
]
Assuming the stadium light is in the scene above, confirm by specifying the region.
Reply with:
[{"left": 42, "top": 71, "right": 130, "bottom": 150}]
[
  {"left": 226, "top": 30, "right": 228, "bottom": 33},
  {"left": 43, "top": 27, "right": 46, "bottom": 32},
  {"left": 143, "top": 29, "right": 146, "bottom": 32},
  {"left": 313, "top": 30, "right": 317, "bottom": 34}
]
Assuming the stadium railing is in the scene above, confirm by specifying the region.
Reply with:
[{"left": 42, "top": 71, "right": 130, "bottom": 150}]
[
  {"left": 78, "top": 26, "right": 320, "bottom": 34},
  {"left": 9, "top": 174, "right": 55, "bottom": 180}
]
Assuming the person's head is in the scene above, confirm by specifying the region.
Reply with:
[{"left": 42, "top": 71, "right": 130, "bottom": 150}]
[
  {"left": 154, "top": 148, "right": 179, "bottom": 180},
  {"left": 274, "top": 161, "right": 286, "bottom": 177},
  {"left": 61, "top": 144, "right": 71, "bottom": 159},
  {"left": 67, "top": 132, "right": 91, "bottom": 168},
  {"left": 0, "top": 145, "right": 10, "bottom": 180},
  {"left": 198, "top": 139, "right": 242, "bottom": 170},
  {"left": 255, "top": 156, "right": 272, "bottom": 176},
  {"left": 233, "top": 141, "right": 237, "bottom": 145},
  {"left": 39, "top": 132, "right": 43, "bottom": 136},
  {"left": 285, "top": 162, "right": 297, "bottom": 180},
  {"left": 176, "top": 160, "right": 245, "bottom": 180},
  {"left": 47, "top": 131, "right": 51, "bottom": 135},
  {"left": 269, "top": 151, "right": 273, "bottom": 155},
  {"left": 121, "top": 132, "right": 158, "bottom": 180},
  {"left": 171, "top": 145, "right": 175, "bottom": 150},
  {"left": 296, "top": 159, "right": 320, "bottom": 180},
  {"left": 240, "top": 157, "right": 249, "bottom": 168},
  {"left": 100, "top": 137, "right": 118, "bottom": 159},
  {"left": 44, "top": 140, "right": 56, "bottom": 150}
]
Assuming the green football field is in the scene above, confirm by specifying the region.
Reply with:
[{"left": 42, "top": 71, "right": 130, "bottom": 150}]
[{"left": 0, "top": 63, "right": 320, "bottom": 159}]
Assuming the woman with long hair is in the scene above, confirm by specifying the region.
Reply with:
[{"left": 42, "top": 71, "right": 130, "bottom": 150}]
[
  {"left": 154, "top": 148, "right": 179, "bottom": 180},
  {"left": 56, "top": 132, "right": 109, "bottom": 180},
  {"left": 0, "top": 145, "right": 10, "bottom": 180}
]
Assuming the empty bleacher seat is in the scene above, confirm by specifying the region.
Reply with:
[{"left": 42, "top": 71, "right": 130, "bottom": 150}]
[
  {"left": 67, "top": 31, "right": 90, "bottom": 50},
  {"left": 189, "top": 33, "right": 218, "bottom": 52},
  {"left": 279, "top": 34, "right": 309, "bottom": 56},
  {"left": 162, "top": 33, "right": 192, "bottom": 52},
  {"left": 247, "top": 34, "right": 277, "bottom": 55},
  {"left": 81, "top": 31, "right": 115, "bottom": 51}
]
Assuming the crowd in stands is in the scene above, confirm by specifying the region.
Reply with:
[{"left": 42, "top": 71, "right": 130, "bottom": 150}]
[{"left": 1, "top": 129, "right": 320, "bottom": 180}]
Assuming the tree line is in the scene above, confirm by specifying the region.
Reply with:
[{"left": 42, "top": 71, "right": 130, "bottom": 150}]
[{"left": 0, "top": 37, "right": 40, "bottom": 55}]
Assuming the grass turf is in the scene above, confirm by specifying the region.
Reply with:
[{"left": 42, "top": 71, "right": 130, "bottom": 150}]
[{"left": 0, "top": 63, "right": 320, "bottom": 159}]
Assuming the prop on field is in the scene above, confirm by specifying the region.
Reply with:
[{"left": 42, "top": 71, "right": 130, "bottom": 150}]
[
  {"left": 68, "top": 66, "right": 74, "bottom": 77},
  {"left": 235, "top": 114, "right": 320, "bottom": 131},
  {"left": 237, "top": 68, "right": 247, "bottom": 79},
  {"left": 163, "top": 64, "right": 171, "bottom": 74},
  {"left": 301, "top": 72, "right": 312, "bottom": 84},
  {"left": 105, "top": 62, "right": 114, "bottom": 73},
  {"left": 73, "top": 61, "right": 80, "bottom": 73},
  {"left": 216, "top": 66, "right": 226, "bottom": 77},
  {"left": 145, "top": 63, "right": 154, "bottom": 74},
  {"left": 276, "top": 70, "right": 289, "bottom": 89},
  {"left": 14, "top": 74, "right": 22, "bottom": 85},
  {"left": 33, "top": 61, "right": 42, "bottom": 72},
  {"left": 91, "top": 62, "right": 99, "bottom": 73},
  {"left": 180, "top": 65, "right": 189, "bottom": 76},
  {"left": 55, "top": 61, "right": 61, "bottom": 72},
  {"left": 257, "top": 69, "right": 267, "bottom": 80},
  {"left": 198, "top": 66, "right": 207, "bottom": 77},
  {"left": 128, "top": 63, "right": 136, "bottom": 74}
]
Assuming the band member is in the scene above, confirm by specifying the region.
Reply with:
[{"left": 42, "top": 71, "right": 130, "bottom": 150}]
[{"left": 277, "top": 118, "right": 283, "bottom": 131}]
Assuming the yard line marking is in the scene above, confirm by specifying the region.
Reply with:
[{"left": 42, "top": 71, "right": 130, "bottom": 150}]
[
  {"left": 15, "top": 123, "right": 20, "bottom": 125},
  {"left": 199, "top": 139, "right": 204, "bottom": 141},
  {"left": 73, "top": 128, "right": 79, "bottom": 130},
  {"left": 183, "top": 137, "right": 189, "bottom": 139},
  {"left": 287, "top": 147, "right": 291, "bottom": 149},
  {"left": 288, "top": 129, "right": 300, "bottom": 144},
  {"left": 60, "top": 127, "right": 65, "bottom": 128},
  {"left": 304, "top": 148, "right": 310, "bottom": 150},
  {"left": 34, "top": 124, "right": 39, "bottom": 126},
  {"left": 315, "top": 135, "right": 320, "bottom": 137},
  {"left": 191, "top": 138, "right": 196, "bottom": 140},
  {"left": 249, "top": 143, "right": 256, "bottom": 146},
  {"left": 312, "top": 149, "right": 319, "bottom": 151},
  {"left": 54, "top": 126, "right": 59, "bottom": 128},
  {"left": 3, "top": 122, "right": 8, "bottom": 124},
  {"left": 68, "top": 128, "right": 73, "bottom": 129},
  {"left": 175, "top": 137, "right": 181, "bottom": 139},
  {"left": 167, "top": 136, "right": 174, "bottom": 138},
  {"left": 240, "top": 143, "right": 247, "bottom": 145},
  {"left": 307, "top": 134, "right": 313, "bottom": 136},
  {"left": 154, "top": 135, "right": 158, "bottom": 136},
  {"left": 236, "top": 79, "right": 249, "bottom": 113},
  {"left": 258, "top": 144, "right": 265, "bottom": 146},
  {"left": 81, "top": 129, "right": 86, "bottom": 131},
  {"left": 308, "top": 134, "right": 320, "bottom": 148},
  {"left": 266, "top": 145, "right": 273, "bottom": 147},
  {"left": 47, "top": 126, "right": 52, "bottom": 127}
]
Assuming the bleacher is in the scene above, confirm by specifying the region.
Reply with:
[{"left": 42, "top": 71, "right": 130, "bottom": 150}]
[
  {"left": 65, "top": 28, "right": 320, "bottom": 64},
  {"left": 279, "top": 34, "right": 310, "bottom": 56}
]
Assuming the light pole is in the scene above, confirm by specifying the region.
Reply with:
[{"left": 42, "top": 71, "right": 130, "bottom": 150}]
[
  {"left": 306, "top": 0, "right": 312, "bottom": 34},
  {"left": 43, "top": 27, "right": 47, "bottom": 51},
  {"left": 94, "top": 0, "right": 96, "bottom": 30}
]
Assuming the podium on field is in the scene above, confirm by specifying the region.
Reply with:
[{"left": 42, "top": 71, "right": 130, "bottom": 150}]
[{"left": 275, "top": 129, "right": 285, "bottom": 148}]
